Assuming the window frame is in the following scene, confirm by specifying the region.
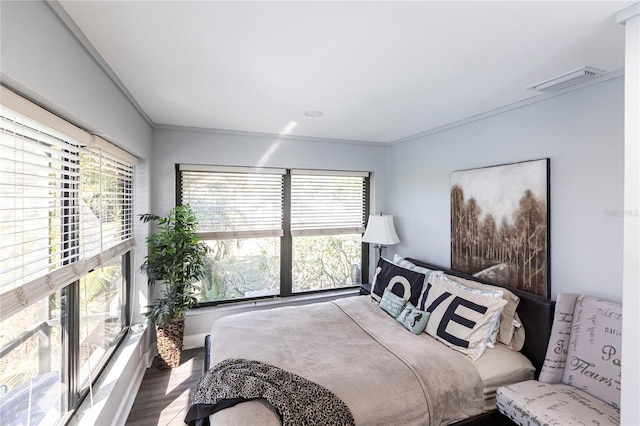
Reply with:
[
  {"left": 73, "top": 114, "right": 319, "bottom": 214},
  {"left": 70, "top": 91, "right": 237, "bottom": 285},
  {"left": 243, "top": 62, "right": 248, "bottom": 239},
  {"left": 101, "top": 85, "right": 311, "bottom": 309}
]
[
  {"left": 177, "top": 164, "right": 370, "bottom": 307},
  {"left": 0, "top": 87, "right": 135, "bottom": 424}
]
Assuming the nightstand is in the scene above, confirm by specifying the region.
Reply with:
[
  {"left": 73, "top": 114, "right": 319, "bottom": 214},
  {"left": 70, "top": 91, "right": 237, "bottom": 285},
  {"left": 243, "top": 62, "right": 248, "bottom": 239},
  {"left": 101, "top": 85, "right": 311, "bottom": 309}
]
[{"left": 359, "top": 283, "right": 372, "bottom": 295}]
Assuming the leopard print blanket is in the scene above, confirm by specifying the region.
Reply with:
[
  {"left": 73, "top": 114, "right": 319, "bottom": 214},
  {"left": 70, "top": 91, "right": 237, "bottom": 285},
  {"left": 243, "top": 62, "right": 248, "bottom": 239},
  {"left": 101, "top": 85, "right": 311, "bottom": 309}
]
[{"left": 184, "top": 358, "right": 355, "bottom": 426}]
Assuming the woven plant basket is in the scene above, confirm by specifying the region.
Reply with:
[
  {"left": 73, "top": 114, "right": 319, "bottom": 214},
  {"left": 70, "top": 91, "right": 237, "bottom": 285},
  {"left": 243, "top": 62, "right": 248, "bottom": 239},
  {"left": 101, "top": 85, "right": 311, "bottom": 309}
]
[{"left": 156, "top": 317, "right": 185, "bottom": 369}]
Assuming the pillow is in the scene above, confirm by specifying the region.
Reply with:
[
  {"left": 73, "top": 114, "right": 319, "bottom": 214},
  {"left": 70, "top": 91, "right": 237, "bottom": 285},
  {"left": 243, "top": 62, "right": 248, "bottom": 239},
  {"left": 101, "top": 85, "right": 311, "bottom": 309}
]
[
  {"left": 443, "top": 273, "right": 520, "bottom": 347},
  {"left": 506, "top": 313, "right": 525, "bottom": 352},
  {"left": 421, "top": 273, "right": 507, "bottom": 360},
  {"left": 424, "top": 272, "right": 503, "bottom": 347},
  {"left": 370, "top": 257, "right": 427, "bottom": 307},
  {"left": 396, "top": 302, "right": 430, "bottom": 334},
  {"left": 486, "top": 322, "right": 500, "bottom": 348},
  {"left": 438, "top": 272, "right": 504, "bottom": 298},
  {"left": 561, "top": 296, "right": 622, "bottom": 408},
  {"left": 538, "top": 293, "right": 579, "bottom": 383},
  {"left": 392, "top": 254, "right": 434, "bottom": 279},
  {"left": 379, "top": 288, "right": 407, "bottom": 318}
]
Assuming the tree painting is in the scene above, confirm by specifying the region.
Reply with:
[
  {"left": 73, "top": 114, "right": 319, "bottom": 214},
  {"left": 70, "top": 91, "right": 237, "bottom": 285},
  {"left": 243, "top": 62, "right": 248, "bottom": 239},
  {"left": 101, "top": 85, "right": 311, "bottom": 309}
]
[{"left": 450, "top": 159, "right": 549, "bottom": 297}]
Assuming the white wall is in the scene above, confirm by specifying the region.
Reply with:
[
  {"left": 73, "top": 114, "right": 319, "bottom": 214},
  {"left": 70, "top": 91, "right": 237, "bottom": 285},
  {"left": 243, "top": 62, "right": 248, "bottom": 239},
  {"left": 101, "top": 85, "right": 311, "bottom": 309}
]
[
  {"left": 386, "top": 77, "right": 625, "bottom": 303},
  {"left": 619, "top": 3, "right": 640, "bottom": 424},
  {"left": 152, "top": 126, "right": 387, "bottom": 340}
]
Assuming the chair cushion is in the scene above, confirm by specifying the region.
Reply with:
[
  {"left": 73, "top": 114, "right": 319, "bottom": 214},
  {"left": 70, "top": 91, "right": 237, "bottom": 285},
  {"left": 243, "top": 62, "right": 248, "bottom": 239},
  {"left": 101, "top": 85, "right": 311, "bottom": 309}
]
[
  {"left": 496, "top": 380, "right": 620, "bottom": 426},
  {"left": 561, "top": 296, "right": 622, "bottom": 408},
  {"left": 538, "top": 293, "right": 579, "bottom": 384}
]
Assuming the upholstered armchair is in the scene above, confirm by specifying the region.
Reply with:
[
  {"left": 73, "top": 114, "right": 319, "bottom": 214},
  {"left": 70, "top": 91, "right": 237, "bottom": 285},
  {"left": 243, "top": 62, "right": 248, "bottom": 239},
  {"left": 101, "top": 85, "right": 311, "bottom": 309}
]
[{"left": 496, "top": 293, "right": 622, "bottom": 425}]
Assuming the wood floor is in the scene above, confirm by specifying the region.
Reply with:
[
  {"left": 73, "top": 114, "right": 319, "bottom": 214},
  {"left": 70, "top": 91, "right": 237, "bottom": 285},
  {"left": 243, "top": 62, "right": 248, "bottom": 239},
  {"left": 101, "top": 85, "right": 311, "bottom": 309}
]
[{"left": 126, "top": 348, "right": 203, "bottom": 426}]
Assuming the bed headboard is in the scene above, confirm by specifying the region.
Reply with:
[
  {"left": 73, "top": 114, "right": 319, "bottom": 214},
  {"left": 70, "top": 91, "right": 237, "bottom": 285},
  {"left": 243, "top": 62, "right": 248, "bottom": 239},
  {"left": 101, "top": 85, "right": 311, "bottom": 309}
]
[{"left": 406, "top": 258, "right": 555, "bottom": 377}]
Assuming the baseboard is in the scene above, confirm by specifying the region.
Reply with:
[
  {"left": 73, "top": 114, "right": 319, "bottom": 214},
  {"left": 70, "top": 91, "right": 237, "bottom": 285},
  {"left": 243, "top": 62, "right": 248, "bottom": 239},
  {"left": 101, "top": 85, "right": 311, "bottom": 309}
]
[{"left": 184, "top": 332, "right": 208, "bottom": 350}]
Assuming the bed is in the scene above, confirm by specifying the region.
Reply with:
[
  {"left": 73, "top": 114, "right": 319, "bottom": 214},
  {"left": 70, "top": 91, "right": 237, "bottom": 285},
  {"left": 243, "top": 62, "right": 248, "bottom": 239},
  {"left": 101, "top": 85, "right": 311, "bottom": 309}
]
[{"left": 191, "top": 257, "right": 554, "bottom": 425}]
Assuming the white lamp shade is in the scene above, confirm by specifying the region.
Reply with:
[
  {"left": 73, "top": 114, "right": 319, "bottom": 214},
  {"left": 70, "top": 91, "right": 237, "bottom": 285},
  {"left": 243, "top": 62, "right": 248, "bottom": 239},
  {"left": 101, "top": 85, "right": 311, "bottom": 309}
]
[{"left": 362, "top": 215, "right": 400, "bottom": 246}]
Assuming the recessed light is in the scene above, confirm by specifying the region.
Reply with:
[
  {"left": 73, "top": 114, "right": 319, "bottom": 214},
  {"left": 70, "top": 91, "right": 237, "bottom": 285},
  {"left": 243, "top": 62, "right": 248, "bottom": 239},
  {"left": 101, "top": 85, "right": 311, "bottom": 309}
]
[{"left": 304, "top": 111, "right": 323, "bottom": 118}]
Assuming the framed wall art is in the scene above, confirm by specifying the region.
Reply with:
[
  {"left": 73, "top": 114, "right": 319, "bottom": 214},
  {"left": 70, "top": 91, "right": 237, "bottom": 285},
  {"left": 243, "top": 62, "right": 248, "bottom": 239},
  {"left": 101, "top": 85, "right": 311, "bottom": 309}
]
[{"left": 450, "top": 158, "right": 550, "bottom": 297}]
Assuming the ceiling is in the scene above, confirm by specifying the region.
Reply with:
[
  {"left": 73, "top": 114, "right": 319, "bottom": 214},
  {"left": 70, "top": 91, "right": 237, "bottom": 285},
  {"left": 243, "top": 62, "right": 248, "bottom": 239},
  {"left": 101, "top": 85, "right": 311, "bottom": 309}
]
[{"left": 58, "top": 1, "right": 632, "bottom": 144}]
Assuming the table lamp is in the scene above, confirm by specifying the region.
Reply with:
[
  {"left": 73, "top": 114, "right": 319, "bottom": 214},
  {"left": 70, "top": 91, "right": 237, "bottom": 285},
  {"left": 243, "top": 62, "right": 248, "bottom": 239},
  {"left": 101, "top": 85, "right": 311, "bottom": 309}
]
[{"left": 362, "top": 213, "right": 400, "bottom": 260}]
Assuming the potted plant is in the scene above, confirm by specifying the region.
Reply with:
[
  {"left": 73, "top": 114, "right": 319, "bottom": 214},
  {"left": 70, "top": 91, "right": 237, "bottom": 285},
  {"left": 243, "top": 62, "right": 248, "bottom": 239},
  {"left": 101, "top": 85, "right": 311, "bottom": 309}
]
[{"left": 140, "top": 205, "right": 211, "bottom": 369}]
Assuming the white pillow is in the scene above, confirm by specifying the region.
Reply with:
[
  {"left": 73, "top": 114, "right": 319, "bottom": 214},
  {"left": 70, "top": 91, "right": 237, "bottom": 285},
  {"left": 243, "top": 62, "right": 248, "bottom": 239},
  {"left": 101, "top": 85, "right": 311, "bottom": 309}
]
[
  {"left": 429, "top": 272, "right": 503, "bottom": 348},
  {"left": 421, "top": 273, "right": 507, "bottom": 360},
  {"left": 392, "top": 254, "right": 434, "bottom": 277},
  {"left": 443, "top": 273, "right": 520, "bottom": 347}
]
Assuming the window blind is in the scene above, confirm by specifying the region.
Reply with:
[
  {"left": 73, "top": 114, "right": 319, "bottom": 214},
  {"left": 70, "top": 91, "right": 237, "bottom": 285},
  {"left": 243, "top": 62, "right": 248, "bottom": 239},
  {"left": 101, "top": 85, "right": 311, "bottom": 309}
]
[
  {"left": 81, "top": 136, "right": 135, "bottom": 272},
  {"left": 290, "top": 170, "right": 367, "bottom": 237},
  {"left": 0, "top": 87, "right": 136, "bottom": 322},
  {"left": 179, "top": 165, "right": 284, "bottom": 239},
  {"left": 0, "top": 108, "right": 82, "bottom": 293}
]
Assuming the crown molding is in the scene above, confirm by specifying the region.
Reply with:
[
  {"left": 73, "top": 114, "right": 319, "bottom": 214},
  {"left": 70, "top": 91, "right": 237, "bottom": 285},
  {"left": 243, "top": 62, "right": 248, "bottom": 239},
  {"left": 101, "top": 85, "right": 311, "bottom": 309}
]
[
  {"left": 390, "top": 69, "right": 624, "bottom": 146},
  {"left": 617, "top": 2, "right": 640, "bottom": 24},
  {"left": 153, "top": 123, "right": 386, "bottom": 146}
]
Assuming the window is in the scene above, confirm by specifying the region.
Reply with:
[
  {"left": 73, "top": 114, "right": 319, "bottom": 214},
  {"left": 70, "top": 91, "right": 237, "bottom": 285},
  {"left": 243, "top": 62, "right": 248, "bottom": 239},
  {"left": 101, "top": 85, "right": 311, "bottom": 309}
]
[
  {"left": 180, "top": 166, "right": 284, "bottom": 301},
  {"left": 291, "top": 171, "right": 368, "bottom": 292},
  {"left": 178, "top": 165, "right": 369, "bottom": 304},
  {"left": 0, "top": 87, "right": 135, "bottom": 424}
]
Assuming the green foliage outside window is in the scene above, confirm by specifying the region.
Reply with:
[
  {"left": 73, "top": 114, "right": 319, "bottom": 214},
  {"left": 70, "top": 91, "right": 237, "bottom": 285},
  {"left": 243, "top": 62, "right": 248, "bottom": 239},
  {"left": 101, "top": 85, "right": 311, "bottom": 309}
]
[
  {"left": 292, "top": 234, "right": 361, "bottom": 291},
  {"left": 195, "top": 234, "right": 360, "bottom": 302}
]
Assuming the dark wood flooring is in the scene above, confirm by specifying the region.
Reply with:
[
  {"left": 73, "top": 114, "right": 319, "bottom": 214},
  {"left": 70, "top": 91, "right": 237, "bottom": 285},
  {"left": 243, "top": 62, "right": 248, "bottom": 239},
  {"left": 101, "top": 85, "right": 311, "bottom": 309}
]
[{"left": 126, "top": 348, "right": 203, "bottom": 426}]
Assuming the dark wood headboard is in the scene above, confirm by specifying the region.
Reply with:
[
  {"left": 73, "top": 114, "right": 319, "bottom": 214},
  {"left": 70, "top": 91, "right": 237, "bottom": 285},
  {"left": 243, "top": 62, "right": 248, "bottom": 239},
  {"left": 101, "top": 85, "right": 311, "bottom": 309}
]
[{"left": 406, "top": 258, "right": 555, "bottom": 377}]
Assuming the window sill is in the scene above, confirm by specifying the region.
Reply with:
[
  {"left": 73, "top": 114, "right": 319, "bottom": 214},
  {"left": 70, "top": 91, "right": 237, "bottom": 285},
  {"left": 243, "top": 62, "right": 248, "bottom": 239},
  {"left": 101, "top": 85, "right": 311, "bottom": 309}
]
[
  {"left": 190, "top": 287, "right": 359, "bottom": 312},
  {"left": 69, "top": 326, "right": 149, "bottom": 426}
]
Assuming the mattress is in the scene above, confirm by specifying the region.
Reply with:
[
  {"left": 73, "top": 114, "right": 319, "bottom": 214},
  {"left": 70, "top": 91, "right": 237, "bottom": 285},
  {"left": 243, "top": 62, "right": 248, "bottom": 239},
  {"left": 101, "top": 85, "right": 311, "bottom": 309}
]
[{"left": 474, "top": 343, "right": 535, "bottom": 409}]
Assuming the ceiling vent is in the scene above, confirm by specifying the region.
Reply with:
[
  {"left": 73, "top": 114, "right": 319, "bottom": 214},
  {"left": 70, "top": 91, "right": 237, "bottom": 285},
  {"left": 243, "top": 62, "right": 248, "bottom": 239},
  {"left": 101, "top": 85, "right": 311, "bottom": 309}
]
[{"left": 527, "top": 66, "right": 605, "bottom": 92}]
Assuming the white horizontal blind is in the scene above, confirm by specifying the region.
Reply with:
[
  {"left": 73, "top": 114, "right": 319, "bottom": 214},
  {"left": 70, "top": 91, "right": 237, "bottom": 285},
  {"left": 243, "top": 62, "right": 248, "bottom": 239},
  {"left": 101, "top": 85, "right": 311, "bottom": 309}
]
[
  {"left": 291, "top": 171, "right": 367, "bottom": 237},
  {"left": 0, "top": 89, "right": 136, "bottom": 322},
  {"left": 0, "top": 106, "right": 82, "bottom": 294},
  {"left": 81, "top": 138, "right": 135, "bottom": 272},
  {"left": 180, "top": 166, "right": 284, "bottom": 239}
]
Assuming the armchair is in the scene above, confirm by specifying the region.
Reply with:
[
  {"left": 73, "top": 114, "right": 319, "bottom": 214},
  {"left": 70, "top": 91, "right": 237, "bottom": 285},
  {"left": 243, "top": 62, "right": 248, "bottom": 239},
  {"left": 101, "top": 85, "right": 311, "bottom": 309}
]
[{"left": 496, "top": 293, "right": 622, "bottom": 425}]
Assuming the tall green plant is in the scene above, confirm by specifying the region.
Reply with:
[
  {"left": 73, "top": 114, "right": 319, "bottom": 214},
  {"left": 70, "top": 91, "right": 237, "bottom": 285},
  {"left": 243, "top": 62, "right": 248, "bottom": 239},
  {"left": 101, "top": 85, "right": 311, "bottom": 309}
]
[{"left": 140, "top": 205, "right": 211, "bottom": 325}]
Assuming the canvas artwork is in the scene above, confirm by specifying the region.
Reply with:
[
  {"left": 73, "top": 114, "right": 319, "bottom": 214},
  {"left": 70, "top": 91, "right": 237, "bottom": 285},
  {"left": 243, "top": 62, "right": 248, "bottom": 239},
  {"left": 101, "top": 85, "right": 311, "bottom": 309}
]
[{"left": 450, "top": 159, "right": 550, "bottom": 297}]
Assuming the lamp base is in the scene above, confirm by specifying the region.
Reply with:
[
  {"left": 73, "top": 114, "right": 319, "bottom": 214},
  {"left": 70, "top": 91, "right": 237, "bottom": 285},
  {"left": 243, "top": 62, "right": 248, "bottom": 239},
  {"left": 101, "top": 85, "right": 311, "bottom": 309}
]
[{"left": 374, "top": 244, "right": 385, "bottom": 265}]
